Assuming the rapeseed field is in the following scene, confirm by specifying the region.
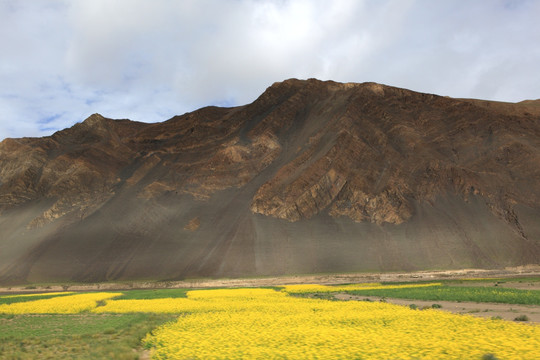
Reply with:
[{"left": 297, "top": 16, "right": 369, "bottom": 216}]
[
  {"left": 141, "top": 288, "right": 540, "bottom": 360},
  {"left": 282, "top": 282, "right": 442, "bottom": 294},
  {"left": 0, "top": 292, "right": 121, "bottom": 314},
  {"left": 1, "top": 285, "right": 539, "bottom": 359}
]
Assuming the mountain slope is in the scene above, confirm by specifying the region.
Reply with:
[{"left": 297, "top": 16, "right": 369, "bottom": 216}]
[{"left": 1, "top": 79, "right": 540, "bottom": 284}]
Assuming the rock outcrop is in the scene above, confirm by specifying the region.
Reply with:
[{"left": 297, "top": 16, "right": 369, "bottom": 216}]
[{"left": 1, "top": 79, "right": 540, "bottom": 284}]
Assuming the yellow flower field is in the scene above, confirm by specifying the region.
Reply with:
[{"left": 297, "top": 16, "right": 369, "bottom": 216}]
[
  {"left": 282, "top": 282, "right": 442, "bottom": 294},
  {"left": 140, "top": 288, "right": 539, "bottom": 360},
  {"left": 1, "top": 286, "right": 539, "bottom": 359},
  {"left": 1, "top": 291, "right": 74, "bottom": 299},
  {"left": 0, "top": 292, "right": 121, "bottom": 314},
  {"left": 92, "top": 298, "right": 218, "bottom": 314}
]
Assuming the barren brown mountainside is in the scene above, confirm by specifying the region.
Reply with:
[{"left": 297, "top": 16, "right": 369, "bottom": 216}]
[{"left": 1, "top": 78, "right": 540, "bottom": 285}]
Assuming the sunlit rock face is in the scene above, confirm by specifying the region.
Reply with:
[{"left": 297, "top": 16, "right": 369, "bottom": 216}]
[{"left": 1, "top": 78, "right": 540, "bottom": 284}]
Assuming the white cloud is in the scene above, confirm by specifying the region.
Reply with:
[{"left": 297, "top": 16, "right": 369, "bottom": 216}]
[{"left": 1, "top": 0, "right": 539, "bottom": 140}]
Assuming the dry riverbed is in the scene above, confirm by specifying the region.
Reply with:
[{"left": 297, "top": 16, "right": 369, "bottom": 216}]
[
  {"left": 1, "top": 265, "right": 539, "bottom": 294},
  {"left": 334, "top": 293, "right": 540, "bottom": 323},
  {"left": 331, "top": 277, "right": 540, "bottom": 324}
]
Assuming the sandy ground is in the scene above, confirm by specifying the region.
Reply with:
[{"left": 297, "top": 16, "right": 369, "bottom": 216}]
[
  {"left": 137, "top": 349, "right": 151, "bottom": 360},
  {"left": 334, "top": 293, "right": 540, "bottom": 324},
  {"left": 1, "top": 265, "right": 539, "bottom": 294}
]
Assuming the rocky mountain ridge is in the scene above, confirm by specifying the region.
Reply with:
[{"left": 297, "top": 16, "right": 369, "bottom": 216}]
[{"left": 1, "top": 79, "right": 539, "bottom": 284}]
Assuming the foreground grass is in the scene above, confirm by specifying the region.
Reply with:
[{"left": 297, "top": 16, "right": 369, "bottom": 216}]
[
  {"left": 0, "top": 289, "right": 188, "bottom": 359},
  {"left": 0, "top": 313, "right": 177, "bottom": 360}
]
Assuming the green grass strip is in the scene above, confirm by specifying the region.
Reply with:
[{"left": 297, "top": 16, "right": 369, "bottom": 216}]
[
  {"left": 347, "top": 286, "right": 540, "bottom": 305},
  {"left": 112, "top": 288, "right": 190, "bottom": 300},
  {"left": 0, "top": 292, "right": 74, "bottom": 306},
  {"left": 0, "top": 313, "right": 177, "bottom": 359}
]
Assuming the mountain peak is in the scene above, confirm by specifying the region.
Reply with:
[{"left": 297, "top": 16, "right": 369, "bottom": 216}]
[
  {"left": 82, "top": 113, "right": 108, "bottom": 126},
  {"left": 266, "top": 78, "right": 406, "bottom": 100}
]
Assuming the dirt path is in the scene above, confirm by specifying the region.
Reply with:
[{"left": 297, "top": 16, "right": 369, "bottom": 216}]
[
  {"left": 1, "top": 265, "right": 539, "bottom": 294},
  {"left": 334, "top": 294, "right": 540, "bottom": 324},
  {"left": 137, "top": 349, "right": 152, "bottom": 360}
]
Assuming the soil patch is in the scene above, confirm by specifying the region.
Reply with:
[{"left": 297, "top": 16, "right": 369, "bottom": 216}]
[
  {"left": 334, "top": 294, "right": 540, "bottom": 323},
  {"left": 1, "top": 265, "right": 539, "bottom": 295}
]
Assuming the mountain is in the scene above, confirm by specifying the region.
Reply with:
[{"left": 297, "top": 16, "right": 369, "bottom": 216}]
[{"left": 1, "top": 78, "right": 540, "bottom": 285}]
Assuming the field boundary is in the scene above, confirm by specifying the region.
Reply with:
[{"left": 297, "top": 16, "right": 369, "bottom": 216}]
[{"left": 1, "top": 264, "right": 539, "bottom": 294}]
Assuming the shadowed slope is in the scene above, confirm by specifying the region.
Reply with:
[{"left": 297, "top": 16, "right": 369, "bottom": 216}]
[{"left": 1, "top": 79, "right": 540, "bottom": 284}]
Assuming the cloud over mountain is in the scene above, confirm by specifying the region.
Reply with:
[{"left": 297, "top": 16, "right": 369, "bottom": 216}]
[{"left": 1, "top": 0, "right": 539, "bottom": 139}]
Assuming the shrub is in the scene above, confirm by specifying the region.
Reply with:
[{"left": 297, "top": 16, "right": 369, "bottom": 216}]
[{"left": 514, "top": 315, "right": 529, "bottom": 322}]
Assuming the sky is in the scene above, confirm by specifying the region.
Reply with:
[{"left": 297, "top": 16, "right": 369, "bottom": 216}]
[{"left": 1, "top": 0, "right": 539, "bottom": 140}]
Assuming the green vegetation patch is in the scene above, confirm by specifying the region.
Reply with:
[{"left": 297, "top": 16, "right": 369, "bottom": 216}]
[
  {"left": 379, "top": 276, "right": 540, "bottom": 286},
  {"left": 445, "top": 276, "right": 540, "bottom": 285},
  {"left": 113, "top": 288, "right": 190, "bottom": 300},
  {"left": 0, "top": 292, "right": 74, "bottom": 306},
  {"left": 0, "top": 313, "right": 177, "bottom": 359},
  {"left": 347, "top": 286, "right": 540, "bottom": 305}
]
